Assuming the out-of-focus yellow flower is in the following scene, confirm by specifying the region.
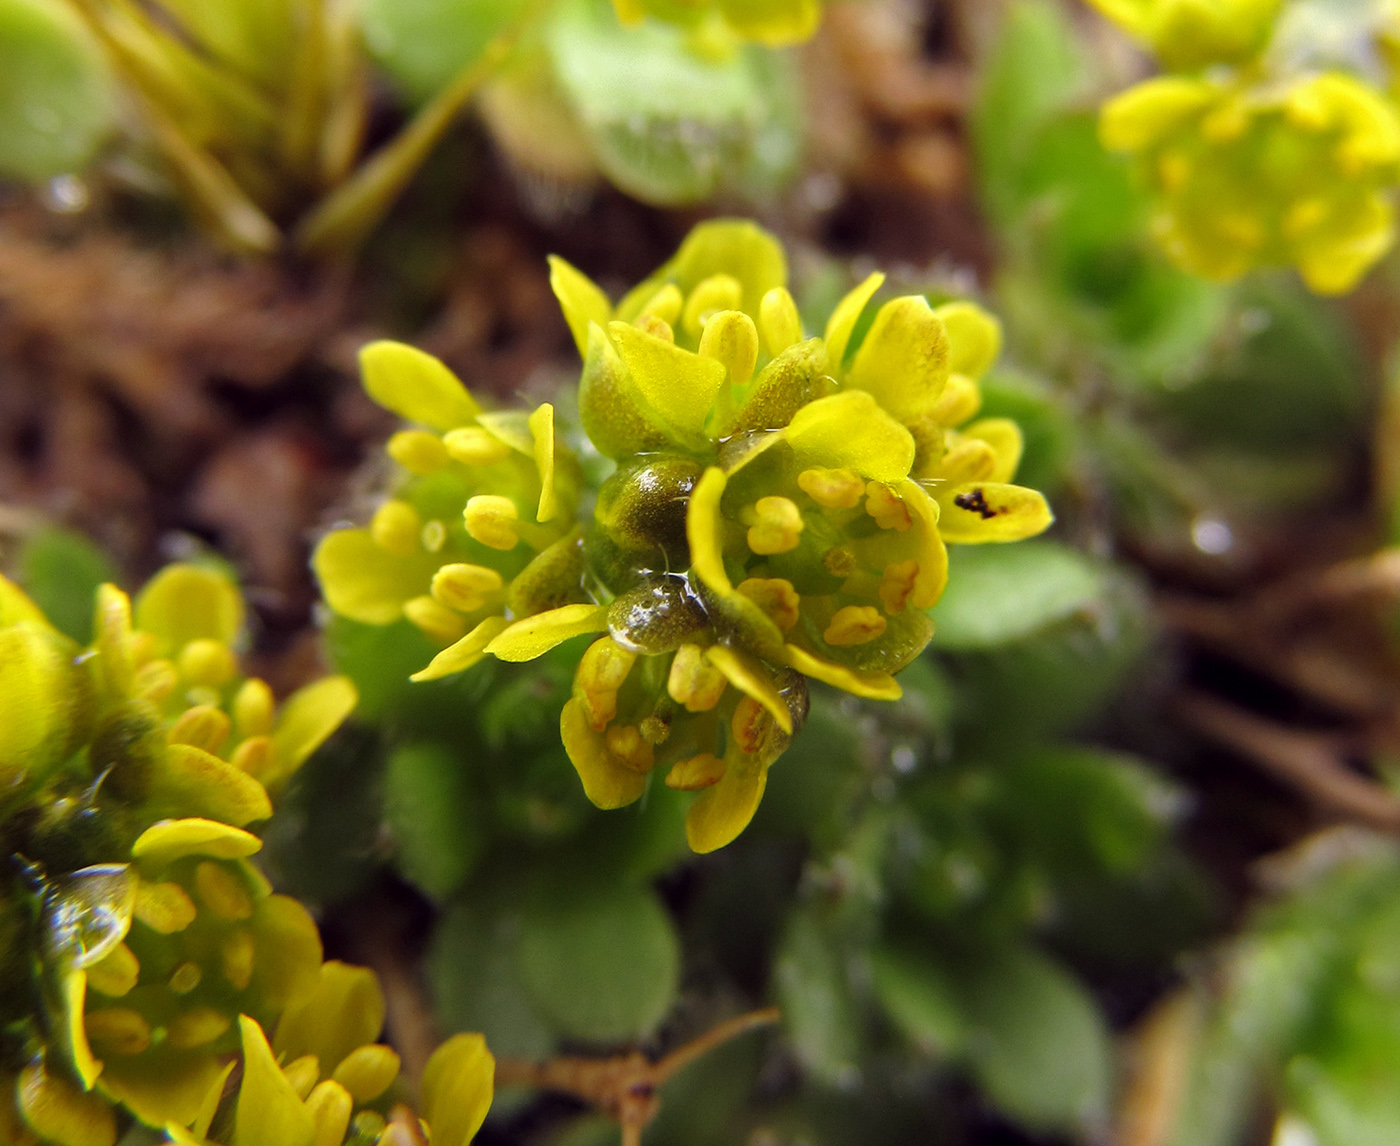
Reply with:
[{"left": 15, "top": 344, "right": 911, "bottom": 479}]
[
  {"left": 1101, "top": 71, "right": 1400, "bottom": 293},
  {"left": 1085, "top": 0, "right": 1284, "bottom": 70},
  {"left": 611, "top": 0, "right": 821, "bottom": 54},
  {"left": 315, "top": 219, "right": 1051, "bottom": 853}
]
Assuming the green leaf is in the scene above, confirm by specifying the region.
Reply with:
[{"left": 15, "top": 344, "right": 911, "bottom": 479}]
[
  {"left": 774, "top": 906, "right": 863, "bottom": 1085},
  {"left": 15, "top": 527, "right": 116, "bottom": 645},
  {"left": 358, "top": 0, "right": 519, "bottom": 105},
  {"left": 957, "top": 945, "right": 1111, "bottom": 1135},
  {"left": 0, "top": 0, "right": 114, "bottom": 181},
  {"left": 517, "top": 873, "right": 680, "bottom": 1042},
  {"left": 870, "top": 945, "right": 967, "bottom": 1058},
  {"left": 429, "top": 880, "right": 556, "bottom": 1059},
  {"left": 930, "top": 542, "right": 1102, "bottom": 651},
  {"left": 385, "top": 743, "right": 485, "bottom": 901},
  {"left": 971, "top": 0, "right": 1085, "bottom": 226},
  {"left": 544, "top": 0, "right": 801, "bottom": 204}
]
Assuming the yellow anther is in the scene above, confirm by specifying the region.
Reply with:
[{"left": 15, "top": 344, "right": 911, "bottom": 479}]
[
  {"left": 635, "top": 314, "right": 676, "bottom": 342},
  {"left": 352, "top": 1113, "right": 387, "bottom": 1139},
  {"left": 464, "top": 495, "right": 520, "bottom": 550},
  {"left": 167, "top": 1007, "right": 231, "bottom": 1050},
  {"left": 640, "top": 713, "right": 671, "bottom": 745},
  {"left": 85, "top": 1008, "right": 151, "bottom": 1056},
  {"left": 759, "top": 286, "right": 802, "bottom": 355},
  {"left": 431, "top": 563, "right": 505, "bottom": 613},
  {"left": 284, "top": 1055, "right": 321, "bottom": 1100},
  {"left": 737, "top": 578, "right": 801, "bottom": 631},
  {"left": 823, "top": 546, "right": 857, "bottom": 577},
  {"left": 87, "top": 943, "right": 139, "bottom": 997},
  {"left": 134, "top": 879, "right": 197, "bottom": 934},
  {"left": 421, "top": 520, "right": 447, "bottom": 553},
  {"left": 667, "top": 644, "right": 729, "bottom": 712},
  {"left": 798, "top": 467, "right": 865, "bottom": 509},
  {"left": 443, "top": 426, "right": 512, "bottom": 466},
  {"left": 747, "top": 496, "right": 804, "bottom": 555},
  {"left": 387, "top": 430, "right": 448, "bottom": 475},
  {"left": 879, "top": 560, "right": 920, "bottom": 615},
  {"left": 129, "top": 630, "right": 159, "bottom": 668},
  {"left": 233, "top": 677, "right": 275, "bottom": 738},
  {"left": 169, "top": 961, "right": 203, "bottom": 994},
  {"left": 194, "top": 861, "right": 253, "bottom": 921},
  {"left": 865, "top": 483, "right": 912, "bottom": 531},
  {"left": 577, "top": 637, "right": 637, "bottom": 730},
  {"left": 824, "top": 605, "right": 888, "bottom": 646},
  {"left": 167, "top": 705, "right": 231, "bottom": 755},
  {"left": 370, "top": 499, "right": 422, "bottom": 555},
  {"left": 231, "top": 735, "right": 272, "bottom": 778},
  {"left": 178, "top": 638, "right": 237, "bottom": 688},
  {"left": 605, "top": 724, "right": 655, "bottom": 772},
  {"left": 937, "top": 439, "right": 998, "bottom": 485},
  {"left": 698, "top": 310, "right": 758, "bottom": 385},
  {"left": 1285, "top": 197, "right": 1328, "bottom": 239},
  {"left": 222, "top": 929, "right": 254, "bottom": 990},
  {"left": 637, "top": 282, "right": 684, "bottom": 325},
  {"left": 665, "top": 753, "right": 726, "bottom": 791},
  {"left": 308, "top": 1080, "right": 354, "bottom": 1146},
  {"left": 133, "top": 658, "right": 178, "bottom": 703},
  {"left": 731, "top": 696, "right": 774, "bottom": 757},
  {"left": 333, "top": 1045, "right": 401, "bottom": 1103},
  {"left": 403, "top": 595, "right": 468, "bottom": 644},
  {"left": 682, "top": 273, "right": 744, "bottom": 338}
]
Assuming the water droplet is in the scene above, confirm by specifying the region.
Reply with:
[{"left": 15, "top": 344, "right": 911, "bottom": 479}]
[
  {"left": 44, "top": 174, "right": 89, "bottom": 214},
  {"left": 1192, "top": 516, "right": 1234, "bottom": 555}
]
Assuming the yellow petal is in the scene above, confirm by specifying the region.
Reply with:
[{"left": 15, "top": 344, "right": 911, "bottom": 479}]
[
  {"left": 1099, "top": 76, "right": 1216, "bottom": 153},
  {"left": 192, "top": 1059, "right": 236, "bottom": 1140},
  {"left": 167, "top": 1122, "right": 209, "bottom": 1146},
  {"left": 134, "top": 564, "right": 244, "bottom": 652},
  {"left": 938, "top": 483, "right": 1054, "bottom": 544},
  {"left": 155, "top": 745, "right": 272, "bottom": 827},
  {"left": 933, "top": 301, "right": 1003, "bottom": 381},
  {"left": 474, "top": 410, "right": 535, "bottom": 455},
  {"left": 234, "top": 1015, "right": 315, "bottom": 1146},
  {"left": 485, "top": 604, "right": 609, "bottom": 662},
  {"left": 560, "top": 699, "right": 649, "bottom": 809},
  {"left": 97, "top": 1055, "right": 229, "bottom": 1131},
  {"left": 61, "top": 969, "right": 102, "bottom": 1089},
  {"left": 312, "top": 529, "right": 438, "bottom": 625},
  {"left": 0, "top": 571, "right": 50, "bottom": 627},
  {"left": 275, "top": 961, "right": 386, "bottom": 1079},
  {"left": 961, "top": 418, "right": 1023, "bottom": 483},
  {"left": 360, "top": 341, "right": 480, "bottom": 431},
  {"left": 265, "top": 676, "right": 359, "bottom": 793},
  {"left": 608, "top": 321, "right": 726, "bottom": 447},
  {"left": 249, "top": 896, "right": 324, "bottom": 1011},
  {"left": 721, "top": 0, "right": 821, "bottom": 45},
  {"left": 548, "top": 255, "right": 612, "bottom": 357},
  {"left": 846, "top": 295, "right": 950, "bottom": 421},
  {"left": 785, "top": 391, "right": 915, "bottom": 482},
  {"left": 781, "top": 644, "right": 902, "bottom": 701},
  {"left": 685, "top": 754, "right": 767, "bottom": 854},
  {"left": 899, "top": 480, "right": 949, "bottom": 609},
  {"left": 529, "top": 403, "right": 558, "bottom": 523},
  {"left": 132, "top": 819, "right": 262, "bottom": 866},
  {"left": 704, "top": 646, "right": 792, "bottom": 734},
  {"left": 421, "top": 1033, "right": 495, "bottom": 1146},
  {"left": 411, "top": 616, "right": 511, "bottom": 682},
  {"left": 824, "top": 271, "right": 885, "bottom": 368}
]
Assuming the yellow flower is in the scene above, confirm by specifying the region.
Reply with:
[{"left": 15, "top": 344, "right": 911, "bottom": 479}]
[
  {"left": 1100, "top": 71, "right": 1400, "bottom": 294},
  {"left": 611, "top": 0, "right": 821, "bottom": 53},
  {"left": 316, "top": 219, "right": 1052, "bottom": 852},
  {"left": 1085, "top": 0, "right": 1284, "bottom": 70}
]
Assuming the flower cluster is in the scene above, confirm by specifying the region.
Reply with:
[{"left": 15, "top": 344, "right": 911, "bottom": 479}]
[
  {"left": 0, "top": 564, "right": 358, "bottom": 1143},
  {"left": 1091, "top": 0, "right": 1400, "bottom": 294},
  {"left": 610, "top": 0, "right": 820, "bottom": 51},
  {"left": 314, "top": 219, "right": 1051, "bottom": 854}
]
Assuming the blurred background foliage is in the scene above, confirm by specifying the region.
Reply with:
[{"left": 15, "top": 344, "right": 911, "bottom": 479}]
[{"left": 5, "top": 0, "right": 1400, "bottom": 1144}]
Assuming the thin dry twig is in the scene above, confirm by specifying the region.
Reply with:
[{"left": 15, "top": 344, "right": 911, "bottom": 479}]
[
  {"left": 1174, "top": 691, "right": 1400, "bottom": 832},
  {"left": 496, "top": 1007, "right": 781, "bottom": 1144}
]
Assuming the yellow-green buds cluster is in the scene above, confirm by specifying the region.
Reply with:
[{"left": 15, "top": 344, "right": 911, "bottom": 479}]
[
  {"left": 610, "top": 0, "right": 820, "bottom": 52},
  {"left": 1086, "top": 0, "right": 1284, "bottom": 70},
  {"left": 1090, "top": 0, "right": 1400, "bottom": 293},
  {"left": 314, "top": 220, "right": 1051, "bottom": 855},
  {"left": 314, "top": 344, "right": 581, "bottom": 663},
  {"left": 0, "top": 564, "right": 357, "bottom": 1144}
]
